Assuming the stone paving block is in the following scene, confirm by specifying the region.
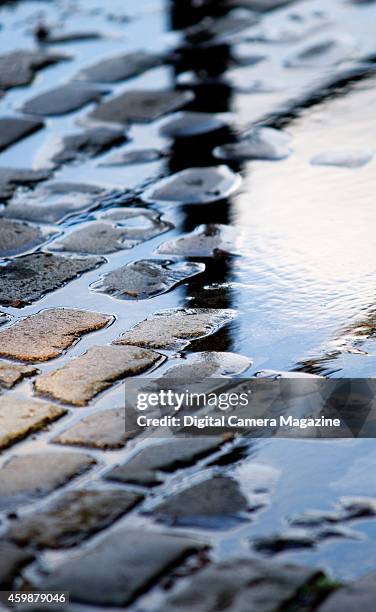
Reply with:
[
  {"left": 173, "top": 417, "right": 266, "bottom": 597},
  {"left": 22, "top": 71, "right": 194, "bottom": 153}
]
[
  {"left": 214, "top": 127, "right": 292, "bottom": 162},
  {"left": 0, "top": 362, "right": 38, "bottom": 389},
  {"left": 161, "top": 557, "right": 324, "bottom": 612},
  {"left": 151, "top": 476, "right": 250, "bottom": 526},
  {"left": 40, "top": 527, "right": 205, "bottom": 606},
  {"left": 77, "top": 51, "right": 162, "bottom": 82},
  {"left": 106, "top": 437, "right": 229, "bottom": 486},
  {"left": 0, "top": 313, "right": 9, "bottom": 326},
  {"left": 93, "top": 259, "right": 204, "bottom": 300},
  {"left": 100, "top": 148, "right": 164, "bottom": 166},
  {"left": 142, "top": 166, "right": 242, "bottom": 204},
  {"left": 319, "top": 569, "right": 376, "bottom": 612},
  {"left": 159, "top": 111, "right": 227, "bottom": 138},
  {"left": 3, "top": 181, "right": 106, "bottom": 224},
  {"left": 0, "top": 308, "right": 112, "bottom": 362},
  {"left": 0, "top": 167, "right": 50, "bottom": 202},
  {"left": 187, "top": 11, "right": 258, "bottom": 44},
  {"left": 0, "top": 396, "right": 66, "bottom": 451},
  {"left": 0, "top": 541, "right": 34, "bottom": 588},
  {"left": 160, "top": 351, "right": 252, "bottom": 379},
  {"left": 36, "top": 26, "right": 102, "bottom": 44},
  {"left": 0, "top": 253, "right": 104, "bottom": 307},
  {"left": 53, "top": 407, "right": 139, "bottom": 449},
  {"left": 0, "top": 117, "right": 44, "bottom": 152},
  {"left": 115, "top": 308, "right": 236, "bottom": 350},
  {"left": 8, "top": 488, "right": 143, "bottom": 549},
  {"left": 157, "top": 224, "right": 238, "bottom": 257},
  {"left": 0, "top": 452, "right": 95, "bottom": 509},
  {"left": 89, "top": 89, "right": 194, "bottom": 124},
  {"left": 35, "top": 345, "right": 163, "bottom": 406},
  {"left": 50, "top": 208, "right": 172, "bottom": 254},
  {"left": 0, "top": 50, "right": 67, "bottom": 90},
  {"left": 21, "top": 84, "right": 108, "bottom": 116},
  {"left": 48, "top": 126, "right": 127, "bottom": 168},
  {"left": 0, "top": 218, "right": 51, "bottom": 257}
]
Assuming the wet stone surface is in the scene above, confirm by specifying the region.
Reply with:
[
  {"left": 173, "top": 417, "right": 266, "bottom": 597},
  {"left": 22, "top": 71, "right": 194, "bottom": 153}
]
[
  {"left": 7, "top": 489, "right": 143, "bottom": 549},
  {"left": 89, "top": 89, "right": 194, "bottom": 124},
  {"left": 53, "top": 407, "right": 139, "bottom": 449},
  {"left": 0, "top": 253, "right": 103, "bottom": 307},
  {"left": 39, "top": 528, "right": 204, "bottom": 606},
  {"left": 106, "top": 438, "right": 228, "bottom": 486},
  {"left": 0, "top": 117, "right": 44, "bottom": 152},
  {"left": 0, "top": 541, "right": 34, "bottom": 589},
  {"left": 100, "top": 148, "right": 164, "bottom": 166},
  {"left": 93, "top": 259, "right": 204, "bottom": 300},
  {"left": 160, "top": 351, "right": 252, "bottom": 379},
  {"left": 21, "top": 84, "right": 108, "bottom": 116},
  {"left": 77, "top": 51, "right": 162, "bottom": 83},
  {"left": 0, "top": 218, "right": 52, "bottom": 257},
  {"left": 35, "top": 345, "right": 162, "bottom": 406},
  {"left": 0, "top": 362, "right": 38, "bottom": 389},
  {"left": 214, "top": 127, "right": 292, "bottom": 161},
  {"left": 0, "top": 308, "right": 112, "bottom": 362},
  {"left": 319, "top": 569, "right": 376, "bottom": 612},
  {"left": 0, "top": 50, "right": 67, "bottom": 90},
  {"left": 0, "top": 452, "right": 95, "bottom": 510},
  {"left": 157, "top": 224, "right": 238, "bottom": 257},
  {"left": 311, "top": 150, "right": 374, "bottom": 168},
  {"left": 0, "top": 397, "right": 66, "bottom": 451},
  {"left": 0, "top": 168, "right": 50, "bottom": 202},
  {"left": 3, "top": 181, "right": 107, "bottom": 224},
  {"left": 150, "top": 476, "right": 251, "bottom": 527},
  {"left": 142, "top": 166, "right": 242, "bottom": 204},
  {"left": 159, "top": 111, "right": 228, "bottom": 138}
]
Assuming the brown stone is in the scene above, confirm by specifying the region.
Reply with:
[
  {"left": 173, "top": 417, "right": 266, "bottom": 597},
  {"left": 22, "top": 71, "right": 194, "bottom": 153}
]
[
  {"left": 0, "top": 397, "right": 65, "bottom": 450},
  {"left": 0, "top": 361, "right": 38, "bottom": 388}
]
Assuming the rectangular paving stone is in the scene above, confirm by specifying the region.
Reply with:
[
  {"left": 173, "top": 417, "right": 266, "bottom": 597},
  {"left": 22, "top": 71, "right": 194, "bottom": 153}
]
[
  {"left": 0, "top": 361, "right": 38, "bottom": 389},
  {"left": 89, "top": 89, "right": 194, "bottom": 124},
  {"left": 77, "top": 51, "right": 162, "bottom": 83},
  {"left": 0, "top": 452, "right": 95, "bottom": 509},
  {"left": 40, "top": 527, "right": 204, "bottom": 606},
  {"left": 0, "top": 308, "right": 112, "bottom": 362},
  {"left": 0, "top": 218, "right": 52, "bottom": 257},
  {"left": 115, "top": 308, "right": 236, "bottom": 350},
  {"left": 7, "top": 489, "right": 143, "bottom": 549},
  {"left": 0, "top": 117, "right": 44, "bottom": 152},
  {"left": 0, "top": 253, "right": 103, "bottom": 307},
  {"left": 0, "top": 541, "right": 34, "bottom": 588},
  {"left": 21, "top": 84, "right": 108, "bottom": 116},
  {"left": 53, "top": 407, "right": 139, "bottom": 449},
  {"left": 0, "top": 167, "right": 50, "bottom": 202},
  {"left": 35, "top": 345, "right": 163, "bottom": 406},
  {"left": 162, "top": 557, "right": 324, "bottom": 612},
  {"left": 0, "top": 50, "right": 67, "bottom": 90},
  {"left": 48, "top": 126, "right": 127, "bottom": 168},
  {"left": 0, "top": 397, "right": 66, "bottom": 451},
  {"left": 106, "top": 437, "right": 228, "bottom": 486}
]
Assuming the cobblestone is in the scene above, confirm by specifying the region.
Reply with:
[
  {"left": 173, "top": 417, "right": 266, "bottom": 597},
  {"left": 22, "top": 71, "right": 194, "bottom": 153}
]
[
  {"left": 47, "top": 126, "right": 128, "bottom": 168},
  {"left": 0, "top": 541, "right": 34, "bottom": 588},
  {"left": 21, "top": 83, "right": 108, "bottom": 116},
  {"left": 0, "top": 397, "right": 66, "bottom": 451},
  {"left": 157, "top": 224, "right": 238, "bottom": 257},
  {"left": 0, "top": 117, "right": 44, "bottom": 152},
  {"left": 77, "top": 51, "right": 162, "bottom": 82},
  {"left": 35, "top": 345, "right": 163, "bottom": 406},
  {"left": 0, "top": 50, "right": 67, "bottom": 90},
  {"left": 0, "top": 218, "right": 51, "bottom": 257},
  {"left": 0, "top": 167, "right": 50, "bottom": 202},
  {"left": 0, "top": 308, "right": 112, "bottom": 362},
  {"left": 0, "top": 362, "right": 38, "bottom": 389},
  {"left": 319, "top": 569, "right": 376, "bottom": 612}
]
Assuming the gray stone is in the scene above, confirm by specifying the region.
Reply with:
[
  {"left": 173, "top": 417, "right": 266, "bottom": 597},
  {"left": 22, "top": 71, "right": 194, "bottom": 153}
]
[
  {"left": 115, "top": 308, "right": 236, "bottom": 350},
  {"left": 0, "top": 396, "right": 66, "bottom": 451},
  {"left": 0, "top": 167, "right": 50, "bottom": 202},
  {"left": 21, "top": 84, "right": 108, "bottom": 116},
  {"left": 50, "top": 209, "right": 172, "bottom": 254},
  {"left": 0, "top": 50, "right": 67, "bottom": 90},
  {"left": 53, "top": 407, "right": 139, "bottom": 449},
  {"left": 151, "top": 476, "right": 250, "bottom": 526},
  {"left": 0, "top": 117, "right": 44, "bottom": 152},
  {"left": 311, "top": 150, "right": 373, "bottom": 168},
  {"left": 0, "top": 361, "right": 38, "bottom": 388},
  {"left": 8, "top": 489, "right": 143, "bottom": 549},
  {"left": 253, "top": 531, "right": 316, "bottom": 554},
  {"left": 187, "top": 11, "right": 259, "bottom": 43},
  {"left": 226, "top": 0, "right": 294, "bottom": 10},
  {"left": 0, "top": 308, "right": 112, "bottom": 362},
  {"left": 159, "top": 112, "right": 227, "bottom": 138},
  {"left": 77, "top": 51, "right": 162, "bottom": 83},
  {"left": 214, "top": 127, "right": 292, "bottom": 161},
  {"left": 0, "top": 541, "right": 34, "bottom": 588},
  {"left": 162, "top": 557, "right": 324, "bottom": 612},
  {"left": 3, "top": 182, "right": 106, "bottom": 224},
  {"left": 285, "top": 38, "right": 355, "bottom": 68},
  {"left": 0, "top": 452, "right": 95, "bottom": 509},
  {"left": 0, "top": 253, "right": 103, "bottom": 307},
  {"left": 0, "top": 313, "right": 8, "bottom": 326},
  {"left": 89, "top": 89, "right": 194, "bottom": 125},
  {"left": 320, "top": 569, "right": 376, "bottom": 612},
  {"left": 160, "top": 351, "right": 252, "bottom": 379},
  {"left": 0, "top": 218, "right": 50, "bottom": 257},
  {"left": 100, "top": 148, "right": 164, "bottom": 166},
  {"left": 157, "top": 224, "right": 238, "bottom": 257},
  {"left": 40, "top": 527, "right": 204, "bottom": 606},
  {"left": 48, "top": 126, "right": 127, "bottom": 168},
  {"left": 37, "top": 27, "right": 102, "bottom": 44},
  {"left": 93, "top": 259, "right": 204, "bottom": 300},
  {"left": 106, "top": 437, "right": 229, "bottom": 486},
  {"left": 142, "top": 166, "right": 241, "bottom": 204},
  {"left": 35, "top": 345, "right": 163, "bottom": 406}
]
